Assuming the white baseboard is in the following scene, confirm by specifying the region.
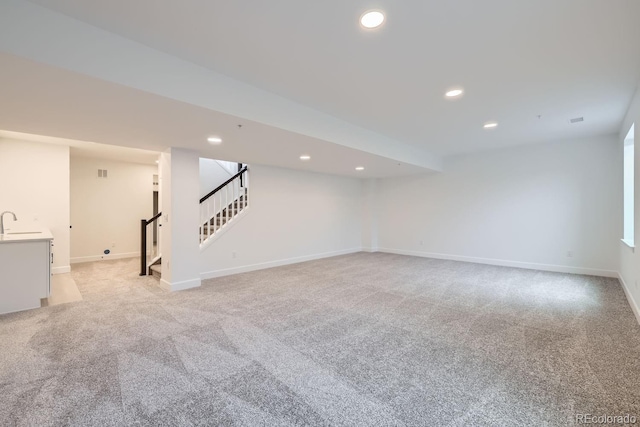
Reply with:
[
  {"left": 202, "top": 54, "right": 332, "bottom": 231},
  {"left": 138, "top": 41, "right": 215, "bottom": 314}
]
[
  {"left": 160, "top": 277, "right": 201, "bottom": 292},
  {"left": 70, "top": 252, "right": 139, "bottom": 264},
  {"left": 377, "top": 248, "right": 619, "bottom": 278},
  {"left": 51, "top": 266, "right": 71, "bottom": 275},
  {"left": 200, "top": 247, "right": 362, "bottom": 280},
  {"left": 618, "top": 273, "right": 640, "bottom": 326},
  {"left": 361, "top": 247, "right": 379, "bottom": 253}
]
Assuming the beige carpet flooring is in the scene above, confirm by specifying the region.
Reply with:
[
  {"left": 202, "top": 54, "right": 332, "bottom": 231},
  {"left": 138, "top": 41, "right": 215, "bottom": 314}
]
[{"left": 1, "top": 253, "right": 639, "bottom": 426}]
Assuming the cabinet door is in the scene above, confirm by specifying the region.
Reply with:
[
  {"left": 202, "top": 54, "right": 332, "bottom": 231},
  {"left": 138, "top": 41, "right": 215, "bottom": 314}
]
[{"left": 0, "top": 241, "right": 49, "bottom": 314}]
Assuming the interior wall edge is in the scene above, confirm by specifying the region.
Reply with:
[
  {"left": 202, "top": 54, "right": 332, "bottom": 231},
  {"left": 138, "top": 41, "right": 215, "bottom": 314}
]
[
  {"left": 377, "top": 247, "right": 619, "bottom": 278},
  {"left": 200, "top": 247, "right": 362, "bottom": 280},
  {"left": 70, "top": 252, "right": 139, "bottom": 264},
  {"left": 618, "top": 273, "right": 640, "bottom": 326}
]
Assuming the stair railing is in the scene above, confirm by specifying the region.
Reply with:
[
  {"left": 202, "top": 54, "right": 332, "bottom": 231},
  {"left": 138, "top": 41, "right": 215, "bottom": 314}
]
[
  {"left": 139, "top": 166, "right": 249, "bottom": 275},
  {"left": 140, "top": 212, "right": 161, "bottom": 276},
  {"left": 200, "top": 166, "right": 249, "bottom": 245}
]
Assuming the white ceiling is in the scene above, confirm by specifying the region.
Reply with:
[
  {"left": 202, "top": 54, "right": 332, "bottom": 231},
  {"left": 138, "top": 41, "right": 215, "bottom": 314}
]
[
  {"left": 24, "top": 0, "right": 640, "bottom": 156},
  {"left": 0, "top": 53, "right": 429, "bottom": 178},
  {"left": 0, "top": 130, "right": 160, "bottom": 165},
  {"left": 0, "top": 0, "right": 638, "bottom": 178}
]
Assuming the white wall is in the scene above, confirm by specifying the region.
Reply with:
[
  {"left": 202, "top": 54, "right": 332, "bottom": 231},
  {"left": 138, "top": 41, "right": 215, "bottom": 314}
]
[
  {"left": 0, "top": 138, "right": 70, "bottom": 273},
  {"left": 200, "top": 165, "right": 362, "bottom": 278},
  {"left": 199, "top": 158, "right": 233, "bottom": 198},
  {"left": 361, "top": 178, "right": 378, "bottom": 251},
  {"left": 161, "top": 148, "right": 201, "bottom": 291},
  {"left": 376, "top": 136, "right": 621, "bottom": 276},
  {"left": 619, "top": 85, "right": 640, "bottom": 323},
  {"left": 70, "top": 157, "right": 157, "bottom": 263}
]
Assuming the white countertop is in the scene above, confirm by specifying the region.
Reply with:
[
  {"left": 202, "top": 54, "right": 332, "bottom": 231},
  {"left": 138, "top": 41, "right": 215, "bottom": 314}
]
[{"left": 0, "top": 227, "right": 53, "bottom": 243}]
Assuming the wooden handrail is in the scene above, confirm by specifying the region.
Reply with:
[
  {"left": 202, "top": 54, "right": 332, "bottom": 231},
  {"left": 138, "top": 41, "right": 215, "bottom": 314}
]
[
  {"left": 145, "top": 212, "right": 162, "bottom": 225},
  {"left": 140, "top": 219, "right": 148, "bottom": 276},
  {"left": 199, "top": 167, "right": 248, "bottom": 204},
  {"left": 140, "top": 212, "right": 162, "bottom": 275}
]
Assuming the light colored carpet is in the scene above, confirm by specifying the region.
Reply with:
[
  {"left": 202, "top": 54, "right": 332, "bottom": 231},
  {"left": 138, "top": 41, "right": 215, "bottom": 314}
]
[{"left": 1, "top": 253, "right": 639, "bottom": 426}]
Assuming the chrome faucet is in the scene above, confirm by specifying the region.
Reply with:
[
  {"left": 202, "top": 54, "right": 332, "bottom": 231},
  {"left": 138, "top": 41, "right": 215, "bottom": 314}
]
[{"left": 0, "top": 211, "right": 17, "bottom": 235}]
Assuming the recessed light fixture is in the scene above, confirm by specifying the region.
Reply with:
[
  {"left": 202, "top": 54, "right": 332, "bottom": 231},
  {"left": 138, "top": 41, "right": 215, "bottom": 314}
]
[
  {"left": 355, "top": 166, "right": 365, "bottom": 171},
  {"left": 360, "top": 10, "right": 385, "bottom": 29},
  {"left": 445, "top": 88, "right": 464, "bottom": 98},
  {"left": 207, "top": 136, "right": 222, "bottom": 144},
  {"left": 483, "top": 122, "right": 498, "bottom": 129},
  {"left": 300, "top": 155, "right": 311, "bottom": 161},
  {"left": 155, "top": 160, "right": 159, "bottom": 164}
]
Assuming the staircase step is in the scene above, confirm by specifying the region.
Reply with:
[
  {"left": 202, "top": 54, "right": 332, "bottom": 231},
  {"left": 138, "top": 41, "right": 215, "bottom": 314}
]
[
  {"left": 200, "top": 194, "right": 249, "bottom": 244},
  {"left": 149, "top": 263, "right": 161, "bottom": 279}
]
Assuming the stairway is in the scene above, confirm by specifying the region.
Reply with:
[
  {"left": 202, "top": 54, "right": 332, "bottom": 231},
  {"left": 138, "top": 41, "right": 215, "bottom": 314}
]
[
  {"left": 200, "top": 192, "right": 248, "bottom": 242},
  {"left": 141, "top": 165, "right": 249, "bottom": 278},
  {"left": 149, "top": 262, "right": 161, "bottom": 279},
  {"left": 147, "top": 189, "right": 248, "bottom": 280}
]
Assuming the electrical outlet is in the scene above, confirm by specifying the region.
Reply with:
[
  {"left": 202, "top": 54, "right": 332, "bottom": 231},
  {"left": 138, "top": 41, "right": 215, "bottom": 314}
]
[
  {"left": 112, "top": 242, "right": 116, "bottom": 248},
  {"left": 420, "top": 240, "right": 424, "bottom": 246},
  {"left": 232, "top": 251, "right": 237, "bottom": 259},
  {"left": 566, "top": 251, "right": 573, "bottom": 258}
]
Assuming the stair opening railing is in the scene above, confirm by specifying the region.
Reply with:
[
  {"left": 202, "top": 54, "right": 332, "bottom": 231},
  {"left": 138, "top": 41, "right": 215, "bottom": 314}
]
[
  {"left": 140, "top": 212, "right": 161, "bottom": 276},
  {"left": 139, "top": 165, "right": 249, "bottom": 276},
  {"left": 200, "top": 166, "right": 249, "bottom": 245}
]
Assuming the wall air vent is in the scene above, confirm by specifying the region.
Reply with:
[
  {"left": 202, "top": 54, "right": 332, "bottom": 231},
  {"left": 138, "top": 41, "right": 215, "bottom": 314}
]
[
  {"left": 569, "top": 117, "right": 584, "bottom": 124},
  {"left": 98, "top": 169, "right": 108, "bottom": 178}
]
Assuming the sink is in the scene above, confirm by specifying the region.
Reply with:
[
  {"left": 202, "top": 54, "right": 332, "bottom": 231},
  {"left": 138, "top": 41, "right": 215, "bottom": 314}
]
[{"left": 6, "top": 231, "right": 42, "bottom": 235}]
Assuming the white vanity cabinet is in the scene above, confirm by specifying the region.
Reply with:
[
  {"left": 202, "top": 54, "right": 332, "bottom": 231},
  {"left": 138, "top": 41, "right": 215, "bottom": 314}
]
[{"left": 0, "top": 229, "right": 53, "bottom": 315}]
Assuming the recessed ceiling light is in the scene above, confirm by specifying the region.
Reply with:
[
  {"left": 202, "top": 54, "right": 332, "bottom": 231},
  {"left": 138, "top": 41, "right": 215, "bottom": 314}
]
[
  {"left": 483, "top": 122, "right": 498, "bottom": 129},
  {"left": 207, "top": 136, "right": 222, "bottom": 144},
  {"left": 300, "top": 155, "right": 311, "bottom": 161},
  {"left": 445, "top": 88, "right": 464, "bottom": 98},
  {"left": 155, "top": 160, "right": 159, "bottom": 164},
  {"left": 355, "top": 166, "right": 365, "bottom": 171},
  {"left": 360, "top": 10, "right": 385, "bottom": 29}
]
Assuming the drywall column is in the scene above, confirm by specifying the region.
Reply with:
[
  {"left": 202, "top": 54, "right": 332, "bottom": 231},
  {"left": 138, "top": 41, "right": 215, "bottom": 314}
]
[
  {"left": 361, "top": 178, "right": 379, "bottom": 252},
  {"left": 160, "top": 148, "right": 201, "bottom": 291}
]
